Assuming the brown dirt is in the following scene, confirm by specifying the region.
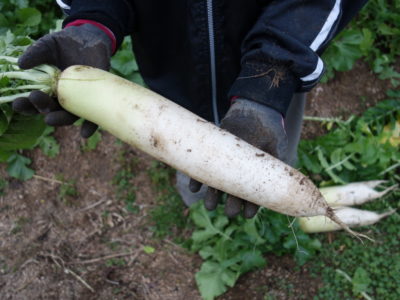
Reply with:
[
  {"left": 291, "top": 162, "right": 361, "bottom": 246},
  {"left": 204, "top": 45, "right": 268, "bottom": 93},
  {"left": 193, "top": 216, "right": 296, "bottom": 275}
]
[
  {"left": 302, "top": 60, "right": 394, "bottom": 139},
  {"left": 0, "top": 61, "right": 395, "bottom": 300}
]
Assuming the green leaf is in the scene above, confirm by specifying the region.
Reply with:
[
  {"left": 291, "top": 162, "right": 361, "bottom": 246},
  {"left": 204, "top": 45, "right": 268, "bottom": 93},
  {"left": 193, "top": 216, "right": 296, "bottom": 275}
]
[
  {"left": 39, "top": 133, "right": 60, "bottom": 157},
  {"left": 16, "top": 8, "right": 42, "bottom": 27},
  {"left": 298, "top": 149, "right": 322, "bottom": 174},
  {"left": 195, "top": 261, "right": 237, "bottom": 300},
  {"left": 386, "top": 90, "right": 400, "bottom": 98},
  {"left": 243, "top": 218, "right": 265, "bottom": 245},
  {"left": 330, "top": 148, "right": 344, "bottom": 172},
  {"left": 130, "top": 72, "right": 145, "bottom": 86},
  {"left": 359, "top": 28, "right": 375, "bottom": 54},
  {"left": 238, "top": 250, "right": 266, "bottom": 273},
  {"left": 10, "top": 0, "right": 29, "bottom": 9},
  {"left": 198, "top": 245, "right": 215, "bottom": 260},
  {"left": 352, "top": 267, "right": 371, "bottom": 295},
  {"left": 0, "top": 104, "right": 13, "bottom": 135},
  {"left": 110, "top": 36, "right": 144, "bottom": 86},
  {"left": 378, "top": 23, "right": 399, "bottom": 36},
  {"left": 190, "top": 203, "right": 230, "bottom": 246},
  {"left": 6, "top": 153, "right": 34, "bottom": 180},
  {"left": 0, "top": 114, "right": 46, "bottom": 151},
  {"left": 0, "top": 14, "right": 9, "bottom": 34},
  {"left": 289, "top": 236, "right": 322, "bottom": 266},
  {"left": 342, "top": 159, "right": 357, "bottom": 171},
  {"left": 324, "top": 30, "right": 364, "bottom": 72},
  {"left": 142, "top": 245, "right": 155, "bottom": 254},
  {"left": 82, "top": 130, "right": 102, "bottom": 152},
  {"left": 0, "top": 149, "right": 13, "bottom": 162},
  {"left": 317, "top": 148, "right": 345, "bottom": 184},
  {"left": 191, "top": 228, "right": 217, "bottom": 245},
  {"left": 111, "top": 49, "right": 138, "bottom": 76}
]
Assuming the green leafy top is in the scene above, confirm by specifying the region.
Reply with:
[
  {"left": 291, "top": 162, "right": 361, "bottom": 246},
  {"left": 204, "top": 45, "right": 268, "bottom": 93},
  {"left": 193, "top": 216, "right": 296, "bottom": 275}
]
[
  {"left": 189, "top": 201, "right": 321, "bottom": 300},
  {"left": 0, "top": 0, "right": 61, "bottom": 38},
  {"left": 299, "top": 92, "right": 400, "bottom": 185},
  {"left": 0, "top": 31, "right": 59, "bottom": 179}
]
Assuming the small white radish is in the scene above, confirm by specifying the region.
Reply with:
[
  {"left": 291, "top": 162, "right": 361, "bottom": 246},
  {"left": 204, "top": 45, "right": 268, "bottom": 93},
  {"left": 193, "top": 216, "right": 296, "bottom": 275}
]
[
  {"left": 320, "top": 180, "right": 397, "bottom": 207},
  {"left": 299, "top": 207, "right": 396, "bottom": 233}
]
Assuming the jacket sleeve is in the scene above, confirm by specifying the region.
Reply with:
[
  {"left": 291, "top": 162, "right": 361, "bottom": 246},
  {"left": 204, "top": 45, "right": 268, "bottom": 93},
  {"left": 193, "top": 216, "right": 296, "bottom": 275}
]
[
  {"left": 228, "top": 0, "right": 368, "bottom": 116},
  {"left": 56, "top": 0, "right": 135, "bottom": 48}
]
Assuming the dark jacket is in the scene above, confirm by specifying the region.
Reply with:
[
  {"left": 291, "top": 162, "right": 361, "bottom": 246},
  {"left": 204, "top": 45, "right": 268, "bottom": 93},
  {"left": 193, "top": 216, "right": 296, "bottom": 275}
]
[{"left": 58, "top": 0, "right": 367, "bottom": 123}]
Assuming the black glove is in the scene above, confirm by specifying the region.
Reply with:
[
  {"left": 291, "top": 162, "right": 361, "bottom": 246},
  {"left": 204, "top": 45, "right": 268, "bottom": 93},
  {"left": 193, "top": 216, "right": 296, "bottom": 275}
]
[
  {"left": 12, "top": 24, "right": 112, "bottom": 138},
  {"left": 190, "top": 98, "right": 288, "bottom": 218}
]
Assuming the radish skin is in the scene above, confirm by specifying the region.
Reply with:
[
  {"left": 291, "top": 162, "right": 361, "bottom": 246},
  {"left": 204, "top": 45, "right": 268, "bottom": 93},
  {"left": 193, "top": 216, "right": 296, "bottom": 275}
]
[
  {"left": 3, "top": 65, "right": 368, "bottom": 239},
  {"left": 2, "top": 62, "right": 329, "bottom": 217},
  {"left": 57, "top": 66, "right": 330, "bottom": 217},
  {"left": 320, "top": 180, "right": 397, "bottom": 207},
  {"left": 299, "top": 207, "right": 396, "bottom": 233}
]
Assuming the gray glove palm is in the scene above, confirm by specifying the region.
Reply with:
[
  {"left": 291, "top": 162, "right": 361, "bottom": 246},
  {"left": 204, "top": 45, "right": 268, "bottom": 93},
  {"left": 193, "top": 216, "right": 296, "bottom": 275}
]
[
  {"left": 12, "top": 24, "right": 112, "bottom": 137},
  {"left": 190, "top": 98, "right": 288, "bottom": 218}
]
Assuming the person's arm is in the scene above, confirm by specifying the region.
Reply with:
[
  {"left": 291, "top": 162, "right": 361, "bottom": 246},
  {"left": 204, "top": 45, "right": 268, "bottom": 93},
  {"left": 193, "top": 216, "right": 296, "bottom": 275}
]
[
  {"left": 57, "top": 0, "right": 135, "bottom": 50},
  {"left": 229, "top": 0, "right": 368, "bottom": 115},
  {"left": 200, "top": 0, "right": 369, "bottom": 218}
]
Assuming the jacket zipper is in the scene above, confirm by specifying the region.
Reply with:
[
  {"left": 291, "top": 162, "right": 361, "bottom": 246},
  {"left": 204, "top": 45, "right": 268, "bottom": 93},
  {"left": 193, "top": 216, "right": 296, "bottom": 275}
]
[{"left": 206, "top": 0, "right": 220, "bottom": 125}]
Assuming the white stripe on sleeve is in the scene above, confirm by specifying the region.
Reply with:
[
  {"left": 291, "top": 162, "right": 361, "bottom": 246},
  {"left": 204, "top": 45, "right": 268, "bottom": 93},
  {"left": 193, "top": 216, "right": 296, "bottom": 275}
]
[
  {"left": 56, "top": 0, "right": 71, "bottom": 10},
  {"left": 301, "top": 0, "right": 341, "bottom": 82},
  {"left": 310, "top": 0, "right": 342, "bottom": 51},
  {"left": 300, "top": 57, "right": 324, "bottom": 82}
]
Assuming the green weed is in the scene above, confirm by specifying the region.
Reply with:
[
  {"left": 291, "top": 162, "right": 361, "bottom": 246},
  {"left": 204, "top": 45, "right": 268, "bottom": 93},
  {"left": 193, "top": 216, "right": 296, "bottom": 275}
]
[
  {"left": 0, "top": 178, "right": 7, "bottom": 196},
  {"left": 298, "top": 93, "right": 400, "bottom": 299},
  {"left": 39, "top": 126, "right": 60, "bottom": 157},
  {"left": 56, "top": 175, "right": 78, "bottom": 204},
  {"left": 311, "top": 199, "right": 400, "bottom": 299},
  {"left": 81, "top": 130, "right": 102, "bottom": 152},
  {"left": 189, "top": 202, "right": 321, "bottom": 300},
  {"left": 190, "top": 94, "right": 400, "bottom": 300},
  {"left": 10, "top": 216, "right": 30, "bottom": 234},
  {"left": 147, "top": 161, "right": 188, "bottom": 239},
  {"left": 323, "top": 0, "right": 400, "bottom": 85},
  {"left": 112, "top": 148, "right": 138, "bottom": 214},
  {"left": 105, "top": 258, "right": 126, "bottom": 267},
  {"left": 299, "top": 92, "right": 400, "bottom": 185},
  {"left": 106, "top": 241, "right": 121, "bottom": 251}
]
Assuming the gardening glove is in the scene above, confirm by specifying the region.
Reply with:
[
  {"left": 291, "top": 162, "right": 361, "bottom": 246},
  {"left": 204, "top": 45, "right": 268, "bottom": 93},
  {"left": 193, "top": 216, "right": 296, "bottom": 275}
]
[
  {"left": 189, "top": 98, "right": 288, "bottom": 218},
  {"left": 12, "top": 23, "right": 113, "bottom": 138}
]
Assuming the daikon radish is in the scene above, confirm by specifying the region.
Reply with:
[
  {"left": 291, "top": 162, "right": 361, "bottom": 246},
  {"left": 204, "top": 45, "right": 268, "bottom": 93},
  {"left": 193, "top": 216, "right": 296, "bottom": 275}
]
[
  {"left": 320, "top": 181, "right": 397, "bottom": 207},
  {"left": 0, "top": 63, "right": 371, "bottom": 239},
  {"left": 299, "top": 207, "right": 396, "bottom": 233}
]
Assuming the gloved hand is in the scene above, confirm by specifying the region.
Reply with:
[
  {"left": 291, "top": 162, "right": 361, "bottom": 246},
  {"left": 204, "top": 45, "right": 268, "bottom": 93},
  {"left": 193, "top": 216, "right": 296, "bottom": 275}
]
[
  {"left": 12, "top": 23, "right": 113, "bottom": 138},
  {"left": 189, "top": 98, "right": 288, "bottom": 218}
]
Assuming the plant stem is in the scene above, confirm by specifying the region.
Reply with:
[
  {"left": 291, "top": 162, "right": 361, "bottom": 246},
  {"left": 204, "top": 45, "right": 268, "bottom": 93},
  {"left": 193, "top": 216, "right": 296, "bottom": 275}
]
[
  {"left": 325, "top": 154, "right": 354, "bottom": 171},
  {"left": 303, "top": 116, "right": 344, "bottom": 123},
  {"left": 378, "top": 161, "right": 400, "bottom": 176},
  {"left": 35, "top": 64, "right": 58, "bottom": 77},
  {"left": 0, "top": 84, "right": 49, "bottom": 93},
  {"left": 0, "top": 92, "right": 30, "bottom": 103},
  {"left": 1, "top": 71, "right": 50, "bottom": 83},
  {"left": 303, "top": 115, "right": 355, "bottom": 125},
  {"left": 335, "top": 269, "right": 373, "bottom": 300},
  {"left": 0, "top": 56, "right": 18, "bottom": 64},
  {"left": 0, "top": 64, "right": 60, "bottom": 103}
]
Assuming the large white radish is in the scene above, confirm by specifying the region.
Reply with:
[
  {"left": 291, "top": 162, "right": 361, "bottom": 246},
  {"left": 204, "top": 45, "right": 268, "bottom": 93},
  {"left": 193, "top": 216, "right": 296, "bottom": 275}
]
[
  {"left": 57, "top": 66, "right": 367, "bottom": 238},
  {"left": 321, "top": 180, "right": 397, "bottom": 207},
  {"left": 299, "top": 207, "right": 396, "bottom": 233}
]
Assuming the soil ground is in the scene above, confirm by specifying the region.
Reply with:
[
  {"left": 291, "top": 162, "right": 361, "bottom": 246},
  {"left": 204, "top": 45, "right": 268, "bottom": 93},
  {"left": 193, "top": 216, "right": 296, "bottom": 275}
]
[{"left": 0, "top": 61, "right": 395, "bottom": 300}]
